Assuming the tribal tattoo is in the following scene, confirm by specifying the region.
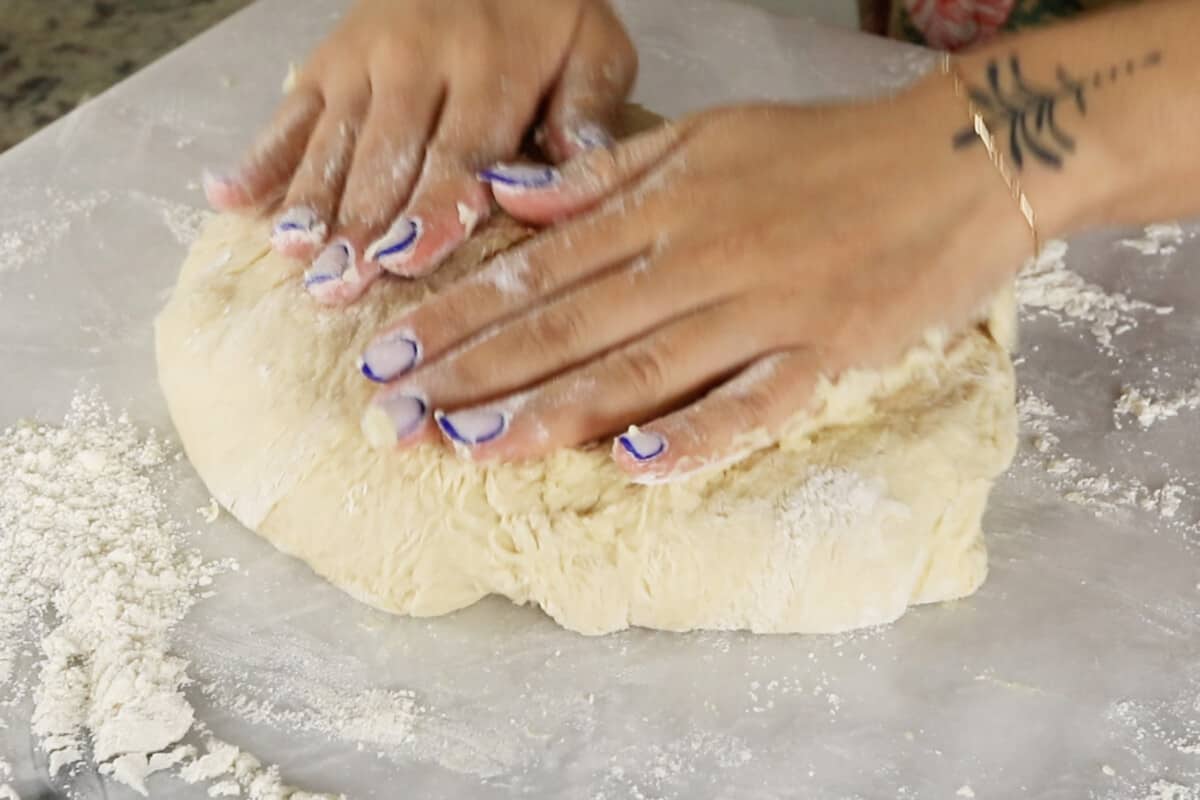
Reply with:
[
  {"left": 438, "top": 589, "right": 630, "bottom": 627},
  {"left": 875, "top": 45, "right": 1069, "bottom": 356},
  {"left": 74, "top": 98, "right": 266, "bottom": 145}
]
[{"left": 953, "top": 50, "right": 1163, "bottom": 170}]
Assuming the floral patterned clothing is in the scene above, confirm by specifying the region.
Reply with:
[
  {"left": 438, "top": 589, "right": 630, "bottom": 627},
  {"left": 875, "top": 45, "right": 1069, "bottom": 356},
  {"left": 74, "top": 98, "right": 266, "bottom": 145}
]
[{"left": 859, "top": 0, "right": 1138, "bottom": 51}]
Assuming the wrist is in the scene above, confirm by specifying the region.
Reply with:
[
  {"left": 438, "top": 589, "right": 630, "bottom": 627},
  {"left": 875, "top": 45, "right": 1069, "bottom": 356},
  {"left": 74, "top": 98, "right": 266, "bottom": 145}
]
[{"left": 947, "top": 46, "right": 1132, "bottom": 242}]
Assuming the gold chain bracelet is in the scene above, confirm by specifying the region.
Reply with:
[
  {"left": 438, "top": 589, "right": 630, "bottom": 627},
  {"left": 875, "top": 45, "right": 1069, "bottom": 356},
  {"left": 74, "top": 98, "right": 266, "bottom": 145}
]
[{"left": 941, "top": 54, "right": 1041, "bottom": 258}]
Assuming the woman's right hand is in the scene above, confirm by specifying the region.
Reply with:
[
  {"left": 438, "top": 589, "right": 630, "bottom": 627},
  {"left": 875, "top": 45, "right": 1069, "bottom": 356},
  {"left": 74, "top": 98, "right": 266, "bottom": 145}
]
[{"left": 203, "top": 0, "right": 637, "bottom": 305}]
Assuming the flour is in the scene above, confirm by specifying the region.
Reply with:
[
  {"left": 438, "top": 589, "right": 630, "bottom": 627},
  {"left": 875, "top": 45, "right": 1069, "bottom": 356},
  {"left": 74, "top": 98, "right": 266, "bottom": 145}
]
[
  {"left": 776, "top": 469, "right": 909, "bottom": 539},
  {"left": 1016, "top": 239, "right": 1172, "bottom": 352},
  {"left": 1115, "top": 380, "right": 1200, "bottom": 429},
  {"left": 1139, "top": 782, "right": 1198, "bottom": 800},
  {"left": 0, "top": 757, "right": 15, "bottom": 800},
  {"left": 1017, "top": 390, "right": 1189, "bottom": 521},
  {"left": 131, "top": 191, "right": 213, "bottom": 247},
  {"left": 0, "top": 390, "right": 340, "bottom": 798},
  {"left": 480, "top": 249, "right": 531, "bottom": 296},
  {"left": 1121, "top": 223, "right": 1186, "bottom": 256},
  {"left": 0, "top": 189, "right": 112, "bottom": 279},
  {"left": 0, "top": 231, "right": 23, "bottom": 275},
  {"left": 592, "top": 731, "right": 753, "bottom": 800}
]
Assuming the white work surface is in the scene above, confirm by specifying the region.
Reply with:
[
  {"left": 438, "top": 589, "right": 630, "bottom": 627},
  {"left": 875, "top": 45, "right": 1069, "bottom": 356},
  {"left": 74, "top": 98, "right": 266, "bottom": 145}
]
[{"left": 2, "top": 0, "right": 1199, "bottom": 798}]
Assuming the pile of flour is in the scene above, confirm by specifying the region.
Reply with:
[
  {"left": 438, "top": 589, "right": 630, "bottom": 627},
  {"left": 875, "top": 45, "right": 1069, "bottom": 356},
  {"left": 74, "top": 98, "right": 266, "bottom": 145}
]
[
  {"left": 1014, "top": 233, "right": 1193, "bottom": 524},
  {"left": 0, "top": 391, "right": 347, "bottom": 798},
  {"left": 1016, "top": 237, "right": 1173, "bottom": 352}
]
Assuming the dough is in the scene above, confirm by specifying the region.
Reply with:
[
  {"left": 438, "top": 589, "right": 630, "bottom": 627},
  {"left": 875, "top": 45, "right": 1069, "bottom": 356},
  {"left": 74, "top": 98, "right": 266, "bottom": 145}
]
[{"left": 156, "top": 203, "right": 1017, "bottom": 637}]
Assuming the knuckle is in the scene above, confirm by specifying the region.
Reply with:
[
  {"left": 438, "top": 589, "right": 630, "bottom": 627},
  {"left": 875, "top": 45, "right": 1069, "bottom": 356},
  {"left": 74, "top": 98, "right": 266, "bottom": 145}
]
[
  {"left": 618, "top": 347, "right": 669, "bottom": 397},
  {"left": 443, "top": 353, "right": 488, "bottom": 392},
  {"left": 372, "top": 39, "right": 425, "bottom": 76},
  {"left": 528, "top": 305, "right": 587, "bottom": 351},
  {"left": 434, "top": 290, "right": 479, "bottom": 332},
  {"left": 513, "top": 251, "right": 556, "bottom": 297}
]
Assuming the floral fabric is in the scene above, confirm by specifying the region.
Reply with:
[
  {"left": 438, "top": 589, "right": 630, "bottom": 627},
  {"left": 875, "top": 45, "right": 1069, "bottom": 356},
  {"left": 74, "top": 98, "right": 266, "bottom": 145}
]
[{"left": 860, "top": 0, "right": 1136, "bottom": 50}]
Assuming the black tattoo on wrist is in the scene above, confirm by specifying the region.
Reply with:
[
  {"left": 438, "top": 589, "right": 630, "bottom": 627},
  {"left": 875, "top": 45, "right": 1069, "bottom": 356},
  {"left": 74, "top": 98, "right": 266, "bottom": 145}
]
[{"left": 953, "top": 50, "right": 1163, "bottom": 170}]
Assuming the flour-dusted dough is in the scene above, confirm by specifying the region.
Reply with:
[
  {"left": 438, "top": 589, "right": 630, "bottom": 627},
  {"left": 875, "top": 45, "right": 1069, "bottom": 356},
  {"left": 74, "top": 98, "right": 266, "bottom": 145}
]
[{"left": 156, "top": 212, "right": 1016, "bottom": 635}]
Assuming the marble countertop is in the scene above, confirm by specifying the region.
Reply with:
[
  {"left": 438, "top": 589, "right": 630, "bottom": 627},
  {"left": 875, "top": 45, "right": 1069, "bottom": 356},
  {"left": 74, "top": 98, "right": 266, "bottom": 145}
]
[{"left": 0, "top": 0, "right": 252, "bottom": 153}]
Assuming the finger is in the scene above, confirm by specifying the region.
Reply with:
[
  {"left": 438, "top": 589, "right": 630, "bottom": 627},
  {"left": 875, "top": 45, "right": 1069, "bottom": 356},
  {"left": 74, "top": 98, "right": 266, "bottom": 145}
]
[
  {"left": 612, "top": 350, "right": 819, "bottom": 484},
  {"left": 327, "top": 81, "right": 443, "bottom": 269},
  {"left": 538, "top": 3, "right": 637, "bottom": 163},
  {"left": 479, "top": 119, "right": 686, "bottom": 226},
  {"left": 421, "top": 298, "right": 782, "bottom": 461},
  {"left": 302, "top": 238, "right": 386, "bottom": 307},
  {"left": 367, "top": 83, "right": 533, "bottom": 279},
  {"left": 269, "top": 85, "right": 367, "bottom": 258},
  {"left": 366, "top": 246, "right": 740, "bottom": 412},
  {"left": 204, "top": 86, "right": 324, "bottom": 211},
  {"left": 356, "top": 207, "right": 660, "bottom": 384}
]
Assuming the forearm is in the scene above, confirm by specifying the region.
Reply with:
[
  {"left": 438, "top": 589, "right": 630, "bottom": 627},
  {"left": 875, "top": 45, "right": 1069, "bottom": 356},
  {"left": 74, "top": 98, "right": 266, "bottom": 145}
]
[{"left": 950, "top": 0, "right": 1200, "bottom": 240}]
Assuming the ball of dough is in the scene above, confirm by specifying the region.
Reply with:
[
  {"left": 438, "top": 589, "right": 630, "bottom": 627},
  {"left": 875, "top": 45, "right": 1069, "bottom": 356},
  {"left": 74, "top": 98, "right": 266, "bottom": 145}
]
[{"left": 156, "top": 207, "right": 1016, "bottom": 635}]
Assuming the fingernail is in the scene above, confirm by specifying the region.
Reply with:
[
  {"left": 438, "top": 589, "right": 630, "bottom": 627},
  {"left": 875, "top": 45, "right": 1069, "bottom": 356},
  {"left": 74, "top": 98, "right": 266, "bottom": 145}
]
[
  {"left": 365, "top": 216, "right": 422, "bottom": 268},
  {"left": 617, "top": 427, "right": 667, "bottom": 462},
  {"left": 202, "top": 169, "right": 241, "bottom": 205},
  {"left": 569, "top": 122, "right": 614, "bottom": 151},
  {"left": 361, "top": 394, "right": 427, "bottom": 449},
  {"left": 435, "top": 408, "right": 508, "bottom": 446},
  {"left": 271, "top": 206, "right": 328, "bottom": 250},
  {"left": 304, "top": 239, "right": 357, "bottom": 298},
  {"left": 478, "top": 163, "right": 560, "bottom": 192},
  {"left": 359, "top": 331, "right": 421, "bottom": 383}
]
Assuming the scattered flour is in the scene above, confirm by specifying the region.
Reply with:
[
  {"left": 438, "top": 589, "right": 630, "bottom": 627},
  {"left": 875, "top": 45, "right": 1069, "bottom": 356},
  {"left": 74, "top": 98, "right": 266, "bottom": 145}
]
[
  {"left": 1016, "top": 239, "right": 1172, "bottom": 352},
  {"left": 592, "top": 731, "right": 753, "bottom": 800},
  {"left": 0, "top": 390, "right": 340, "bottom": 798},
  {"left": 0, "top": 189, "right": 112, "bottom": 278},
  {"left": 131, "top": 191, "right": 213, "bottom": 246},
  {"left": 776, "top": 469, "right": 909, "bottom": 539},
  {"left": 1139, "top": 780, "right": 1198, "bottom": 800},
  {"left": 0, "top": 757, "right": 15, "bottom": 800},
  {"left": 1121, "top": 223, "right": 1186, "bottom": 257},
  {"left": 1017, "top": 390, "right": 1188, "bottom": 520},
  {"left": 0, "top": 231, "right": 23, "bottom": 275},
  {"left": 1115, "top": 380, "right": 1200, "bottom": 429}
]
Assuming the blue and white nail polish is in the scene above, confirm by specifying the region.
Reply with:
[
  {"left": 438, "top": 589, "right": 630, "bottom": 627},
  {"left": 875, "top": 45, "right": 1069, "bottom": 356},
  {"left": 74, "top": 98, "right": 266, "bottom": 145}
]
[
  {"left": 478, "top": 163, "right": 560, "bottom": 192},
  {"left": 435, "top": 408, "right": 509, "bottom": 447},
  {"left": 359, "top": 331, "right": 421, "bottom": 383},
  {"left": 272, "top": 206, "right": 328, "bottom": 250},
  {"left": 361, "top": 394, "right": 428, "bottom": 449},
  {"left": 365, "top": 216, "right": 421, "bottom": 269},
  {"left": 617, "top": 428, "right": 667, "bottom": 462},
  {"left": 304, "top": 239, "right": 355, "bottom": 297},
  {"left": 568, "top": 122, "right": 614, "bottom": 152}
]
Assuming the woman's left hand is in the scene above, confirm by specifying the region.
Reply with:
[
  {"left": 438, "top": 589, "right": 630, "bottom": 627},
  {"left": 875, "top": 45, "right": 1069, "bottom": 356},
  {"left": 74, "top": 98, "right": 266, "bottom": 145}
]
[{"left": 358, "top": 80, "right": 1042, "bottom": 482}]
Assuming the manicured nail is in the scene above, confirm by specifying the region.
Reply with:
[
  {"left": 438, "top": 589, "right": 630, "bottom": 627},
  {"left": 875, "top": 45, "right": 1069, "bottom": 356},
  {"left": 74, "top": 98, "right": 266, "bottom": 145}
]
[
  {"left": 478, "top": 163, "right": 559, "bottom": 192},
  {"left": 365, "top": 216, "right": 421, "bottom": 268},
  {"left": 569, "top": 122, "right": 614, "bottom": 151},
  {"left": 271, "top": 206, "right": 328, "bottom": 250},
  {"left": 304, "top": 239, "right": 356, "bottom": 298},
  {"left": 617, "top": 428, "right": 667, "bottom": 462},
  {"left": 361, "top": 394, "right": 427, "bottom": 449},
  {"left": 201, "top": 170, "right": 241, "bottom": 205},
  {"left": 359, "top": 331, "right": 420, "bottom": 383},
  {"left": 435, "top": 408, "right": 508, "bottom": 446}
]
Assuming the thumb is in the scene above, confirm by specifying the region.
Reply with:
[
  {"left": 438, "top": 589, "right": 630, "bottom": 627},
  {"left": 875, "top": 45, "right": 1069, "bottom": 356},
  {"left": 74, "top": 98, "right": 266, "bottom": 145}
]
[{"left": 538, "top": 2, "right": 638, "bottom": 163}]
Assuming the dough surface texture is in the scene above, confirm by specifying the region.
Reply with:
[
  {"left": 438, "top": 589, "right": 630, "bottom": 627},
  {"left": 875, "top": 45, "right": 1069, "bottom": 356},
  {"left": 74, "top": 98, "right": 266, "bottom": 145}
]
[{"left": 156, "top": 212, "right": 1016, "bottom": 635}]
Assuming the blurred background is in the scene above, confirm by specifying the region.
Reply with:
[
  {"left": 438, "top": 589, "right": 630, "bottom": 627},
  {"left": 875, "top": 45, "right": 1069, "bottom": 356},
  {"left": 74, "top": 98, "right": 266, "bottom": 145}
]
[{"left": 0, "top": 0, "right": 858, "bottom": 154}]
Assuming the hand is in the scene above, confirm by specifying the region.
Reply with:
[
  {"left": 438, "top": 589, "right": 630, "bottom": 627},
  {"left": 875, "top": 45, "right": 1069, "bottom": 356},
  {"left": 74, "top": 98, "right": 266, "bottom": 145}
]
[
  {"left": 203, "top": 0, "right": 636, "bottom": 305},
  {"left": 358, "top": 77, "right": 1037, "bottom": 482}
]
